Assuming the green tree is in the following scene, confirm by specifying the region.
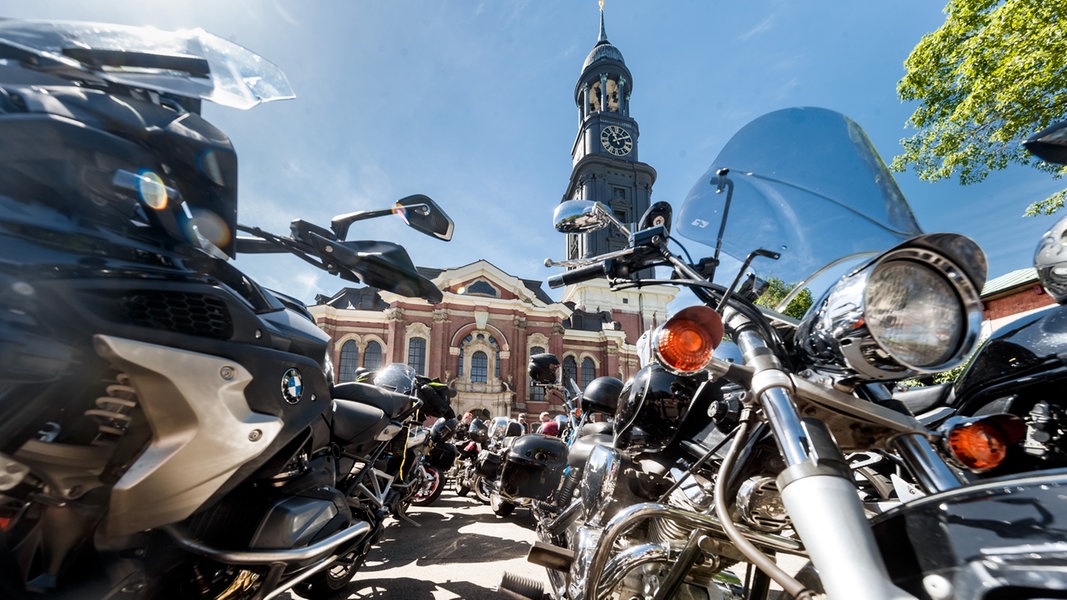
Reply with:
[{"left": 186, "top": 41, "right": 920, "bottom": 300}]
[
  {"left": 756, "top": 277, "right": 814, "bottom": 320},
  {"left": 893, "top": 0, "right": 1067, "bottom": 215}
]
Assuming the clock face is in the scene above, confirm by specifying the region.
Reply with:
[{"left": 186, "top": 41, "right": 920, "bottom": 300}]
[{"left": 600, "top": 125, "right": 633, "bottom": 156}]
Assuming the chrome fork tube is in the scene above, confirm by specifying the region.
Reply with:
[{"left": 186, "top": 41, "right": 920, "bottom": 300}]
[
  {"left": 891, "top": 433, "right": 963, "bottom": 494},
  {"left": 721, "top": 307, "right": 915, "bottom": 600}
]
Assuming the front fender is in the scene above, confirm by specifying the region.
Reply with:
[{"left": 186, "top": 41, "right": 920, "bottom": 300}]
[{"left": 873, "top": 468, "right": 1067, "bottom": 599}]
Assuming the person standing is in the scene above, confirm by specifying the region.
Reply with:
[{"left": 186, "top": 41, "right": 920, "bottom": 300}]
[{"left": 537, "top": 411, "right": 559, "bottom": 437}]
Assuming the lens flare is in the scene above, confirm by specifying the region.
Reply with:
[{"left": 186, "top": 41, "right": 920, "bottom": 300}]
[
  {"left": 136, "top": 169, "right": 168, "bottom": 210},
  {"left": 190, "top": 208, "right": 232, "bottom": 249}
]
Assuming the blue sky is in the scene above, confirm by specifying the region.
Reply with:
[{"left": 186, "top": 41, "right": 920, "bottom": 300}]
[{"left": 3, "top": 1, "right": 1062, "bottom": 305}]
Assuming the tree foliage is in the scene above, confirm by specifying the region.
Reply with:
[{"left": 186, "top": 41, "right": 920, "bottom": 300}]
[
  {"left": 893, "top": 0, "right": 1067, "bottom": 215},
  {"left": 756, "top": 277, "right": 814, "bottom": 320}
]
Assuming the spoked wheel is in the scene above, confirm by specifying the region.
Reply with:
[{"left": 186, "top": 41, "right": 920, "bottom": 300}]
[{"left": 411, "top": 465, "right": 444, "bottom": 506}]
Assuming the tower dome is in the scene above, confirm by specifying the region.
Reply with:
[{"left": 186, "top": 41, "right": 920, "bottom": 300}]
[{"left": 575, "top": 8, "right": 632, "bottom": 115}]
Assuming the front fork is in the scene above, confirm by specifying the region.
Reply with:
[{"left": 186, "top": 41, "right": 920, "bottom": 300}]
[{"left": 723, "top": 308, "right": 916, "bottom": 600}]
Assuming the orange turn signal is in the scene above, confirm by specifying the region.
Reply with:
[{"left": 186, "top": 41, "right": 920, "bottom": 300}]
[
  {"left": 943, "top": 414, "right": 1025, "bottom": 472},
  {"left": 653, "top": 306, "right": 724, "bottom": 373}
]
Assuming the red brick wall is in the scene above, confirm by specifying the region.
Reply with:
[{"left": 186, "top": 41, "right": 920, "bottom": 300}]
[{"left": 983, "top": 285, "right": 1055, "bottom": 321}]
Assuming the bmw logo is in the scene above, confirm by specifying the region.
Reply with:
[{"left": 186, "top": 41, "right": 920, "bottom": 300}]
[{"left": 281, "top": 368, "right": 303, "bottom": 404}]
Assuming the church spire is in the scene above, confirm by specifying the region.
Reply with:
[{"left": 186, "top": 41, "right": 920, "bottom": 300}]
[{"left": 598, "top": 0, "right": 608, "bottom": 43}]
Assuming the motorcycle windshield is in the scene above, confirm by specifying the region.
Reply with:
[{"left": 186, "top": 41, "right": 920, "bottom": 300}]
[
  {"left": 675, "top": 107, "right": 923, "bottom": 311},
  {"left": 0, "top": 19, "right": 293, "bottom": 109}
]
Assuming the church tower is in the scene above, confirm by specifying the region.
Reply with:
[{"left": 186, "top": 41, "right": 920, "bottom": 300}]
[
  {"left": 563, "top": 6, "right": 657, "bottom": 262},
  {"left": 558, "top": 5, "right": 675, "bottom": 330}
]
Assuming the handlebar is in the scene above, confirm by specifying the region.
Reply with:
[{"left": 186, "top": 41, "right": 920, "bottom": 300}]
[{"left": 547, "top": 262, "right": 606, "bottom": 288}]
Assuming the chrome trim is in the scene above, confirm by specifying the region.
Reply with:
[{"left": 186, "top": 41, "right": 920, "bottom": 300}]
[
  {"left": 891, "top": 433, "right": 963, "bottom": 494},
  {"left": 163, "top": 520, "right": 371, "bottom": 564},
  {"left": 796, "top": 242, "right": 984, "bottom": 380},
  {"left": 94, "top": 335, "right": 284, "bottom": 536},
  {"left": 580, "top": 444, "right": 619, "bottom": 524},
  {"left": 582, "top": 502, "right": 804, "bottom": 599}
]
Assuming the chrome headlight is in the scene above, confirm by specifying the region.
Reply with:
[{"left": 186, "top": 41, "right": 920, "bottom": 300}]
[{"left": 797, "top": 234, "right": 986, "bottom": 380}]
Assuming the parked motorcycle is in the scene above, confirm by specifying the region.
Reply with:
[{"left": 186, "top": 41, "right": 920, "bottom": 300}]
[
  {"left": 501, "top": 107, "right": 1067, "bottom": 600},
  {"left": 0, "top": 20, "right": 454, "bottom": 600},
  {"left": 885, "top": 118, "right": 1067, "bottom": 480},
  {"left": 453, "top": 417, "right": 494, "bottom": 503},
  {"left": 486, "top": 354, "right": 620, "bottom": 519},
  {"left": 361, "top": 365, "right": 457, "bottom": 515},
  {"left": 410, "top": 412, "right": 460, "bottom": 507}
]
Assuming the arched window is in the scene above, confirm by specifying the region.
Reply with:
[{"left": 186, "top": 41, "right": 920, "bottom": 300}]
[
  {"left": 471, "top": 351, "right": 488, "bottom": 383},
  {"left": 581, "top": 357, "right": 596, "bottom": 387},
  {"left": 563, "top": 356, "right": 578, "bottom": 386},
  {"left": 338, "top": 340, "right": 359, "bottom": 383},
  {"left": 407, "top": 337, "right": 426, "bottom": 375},
  {"left": 364, "top": 341, "right": 383, "bottom": 370},
  {"left": 465, "top": 280, "right": 497, "bottom": 297},
  {"left": 529, "top": 346, "right": 545, "bottom": 403}
]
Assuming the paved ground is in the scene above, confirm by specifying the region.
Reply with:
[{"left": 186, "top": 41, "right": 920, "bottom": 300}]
[
  {"left": 284, "top": 487, "right": 547, "bottom": 599},
  {"left": 280, "top": 484, "right": 805, "bottom": 600}
]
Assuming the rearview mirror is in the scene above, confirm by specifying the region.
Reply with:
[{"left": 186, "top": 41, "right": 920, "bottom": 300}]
[
  {"left": 553, "top": 200, "right": 627, "bottom": 235},
  {"left": 1025, "top": 120, "right": 1067, "bottom": 166},
  {"left": 396, "top": 194, "right": 454, "bottom": 241}
]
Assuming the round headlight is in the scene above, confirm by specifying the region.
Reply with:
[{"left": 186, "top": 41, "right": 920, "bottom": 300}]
[{"left": 864, "top": 260, "right": 963, "bottom": 369}]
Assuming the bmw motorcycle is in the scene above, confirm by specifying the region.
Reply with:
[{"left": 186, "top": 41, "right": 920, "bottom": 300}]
[
  {"left": 0, "top": 20, "right": 455, "bottom": 600},
  {"left": 500, "top": 107, "right": 1067, "bottom": 600}
]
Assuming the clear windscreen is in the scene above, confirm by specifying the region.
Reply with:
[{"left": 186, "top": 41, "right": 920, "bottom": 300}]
[
  {"left": 675, "top": 107, "right": 923, "bottom": 312},
  {"left": 0, "top": 19, "right": 293, "bottom": 109}
]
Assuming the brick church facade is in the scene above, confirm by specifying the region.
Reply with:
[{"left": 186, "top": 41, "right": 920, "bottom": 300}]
[{"left": 308, "top": 10, "right": 676, "bottom": 419}]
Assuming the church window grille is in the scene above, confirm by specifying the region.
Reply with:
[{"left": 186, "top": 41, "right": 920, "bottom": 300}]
[
  {"left": 471, "top": 351, "right": 489, "bottom": 383},
  {"left": 563, "top": 356, "right": 578, "bottom": 386},
  {"left": 338, "top": 340, "right": 359, "bottom": 383},
  {"left": 364, "top": 341, "right": 383, "bottom": 370},
  {"left": 581, "top": 357, "right": 596, "bottom": 388},
  {"left": 407, "top": 337, "right": 426, "bottom": 375}
]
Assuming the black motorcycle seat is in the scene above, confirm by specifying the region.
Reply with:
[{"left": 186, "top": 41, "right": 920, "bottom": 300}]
[
  {"left": 332, "top": 381, "right": 413, "bottom": 419},
  {"left": 332, "top": 398, "right": 389, "bottom": 444},
  {"left": 581, "top": 421, "right": 613, "bottom": 437},
  {"left": 892, "top": 383, "right": 953, "bottom": 416}
]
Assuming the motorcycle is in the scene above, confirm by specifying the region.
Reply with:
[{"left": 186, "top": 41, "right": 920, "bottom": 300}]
[
  {"left": 500, "top": 106, "right": 1067, "bottom": 600},
  {"left": 486, "top": 354, "right": 620, "bottom": 519},
  {"left": 0, "top": 20, "right": 455, "bottom": 600},
  {"left": 360, "top": 365, "right": 458, "bottom": 515},
  {"left": 410, "top": 411, "right": 461, "bottom": 508},
  {"left": 884, "top": 118, "right": 1067, "bottom": 481},
  {"left": 453, "top": 417, "right": 494, "bottom": 503}
]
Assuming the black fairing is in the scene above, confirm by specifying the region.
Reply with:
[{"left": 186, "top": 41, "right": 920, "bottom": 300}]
[
  {"left": 0, "top": 63, "right": 335, "bottom": 507},
  {"left": 0, "top": 67, "right": 239, "bottom": 257},
  {"left": 953, "top": 304, "right": 1067, "bottom": 406},
  {"left": 873, "top": 469, "right": 1067, "bottom": 598}
]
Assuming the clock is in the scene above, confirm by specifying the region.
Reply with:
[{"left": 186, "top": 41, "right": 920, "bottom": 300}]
[{"left": 600, "top": 125, "right": 633, "bottom": 156}]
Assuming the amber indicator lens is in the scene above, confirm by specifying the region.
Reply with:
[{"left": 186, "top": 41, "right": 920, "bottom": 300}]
[
  {"left": 947, "top": 421, "right": 1010, "bottom": 471},
  {"left": 654, "top": 306, "right": 723, "bottom": 373}
]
